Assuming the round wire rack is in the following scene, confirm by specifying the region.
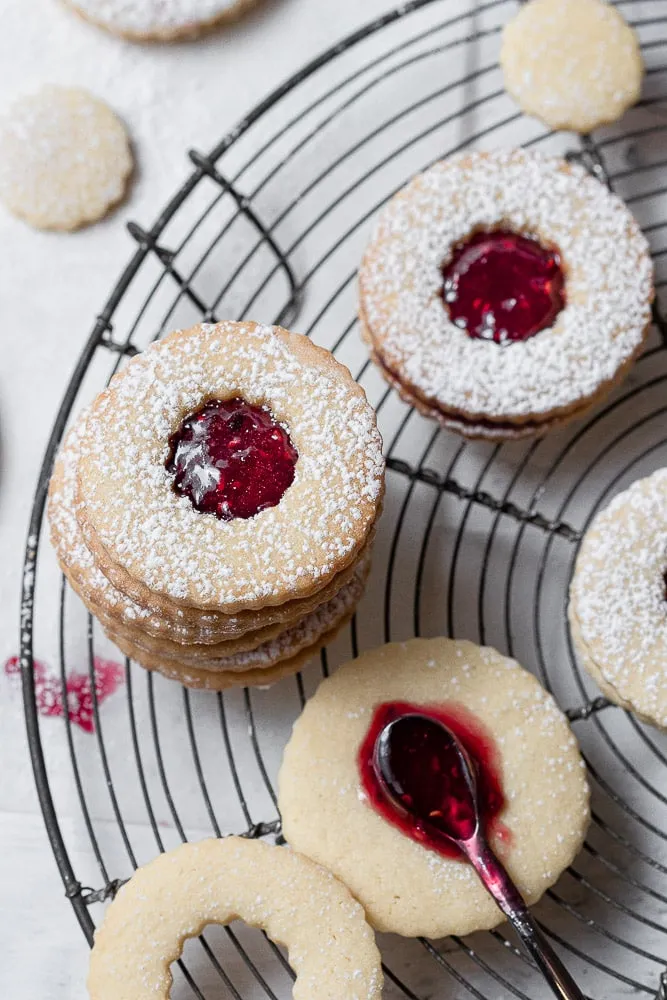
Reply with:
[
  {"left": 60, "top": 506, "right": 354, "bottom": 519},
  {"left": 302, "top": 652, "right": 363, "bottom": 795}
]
[{"left": 20, "top": 0, "right": 667, "bottom": 996}]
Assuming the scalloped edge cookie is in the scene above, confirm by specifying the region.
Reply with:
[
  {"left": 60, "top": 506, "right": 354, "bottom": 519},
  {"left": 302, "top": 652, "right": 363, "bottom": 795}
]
[
  {"left": 88, "top": 838, "right": 383, "bottom": 1000},
  {"left": 0, "top": 86, "right": 132, "bottom": 231}
]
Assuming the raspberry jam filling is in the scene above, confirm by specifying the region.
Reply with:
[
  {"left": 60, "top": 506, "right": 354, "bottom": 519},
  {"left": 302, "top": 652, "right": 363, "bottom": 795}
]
[
  {"left": 359, "top": 701, "right": 506, "bottom": 858},
  {"left": 441, "top": 229, "right": 565, "bottom": 344},
  {"left": 166, "top": 398, "right": 298, "bottom": 521}
]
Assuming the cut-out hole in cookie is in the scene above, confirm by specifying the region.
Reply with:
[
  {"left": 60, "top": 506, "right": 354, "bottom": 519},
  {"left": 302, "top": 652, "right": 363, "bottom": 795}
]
[
  {"left": 441, "top": 229, "right": 565, "bottom": 345},
  {"left": 166, "top": 398, "right": 298, "bottom": 521},
  {"left": 87, "top": 838, "right": 383, "bottom": 1000},
  {"left": 358, "top": 700, "right": 508, "bottom": 860}
]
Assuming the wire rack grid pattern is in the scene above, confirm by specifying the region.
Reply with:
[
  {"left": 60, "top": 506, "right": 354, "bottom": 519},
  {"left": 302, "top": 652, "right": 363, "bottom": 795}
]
[{"left": 19, "top": 1, "right": 667, "bottom": 997}]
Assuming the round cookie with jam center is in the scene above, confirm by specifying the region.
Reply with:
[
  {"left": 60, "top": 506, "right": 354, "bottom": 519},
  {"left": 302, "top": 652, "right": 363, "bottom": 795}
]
[
  {"left": 501, "top": 0, "right": 643, "bottom": 133},
  {"left": 76, "top": 322, "right": 384, "bottom": 614},
  {"left": 88, "top": 838, "right": 383, "bottom": 1000},
  {"left": 278, "top": 637, "right": 590, "bottom": 938},
  {"left": 50, "top": 410, "right": 374, "bottom": 644},
  {"left": 569, "top": 469, "right": 667, "bottom": 729},
  {"left": 359, "top": 149, "right": 653, "bottom": 440},
  {"left": 63, "top": 0, "right": 260, "bottom": 42}
]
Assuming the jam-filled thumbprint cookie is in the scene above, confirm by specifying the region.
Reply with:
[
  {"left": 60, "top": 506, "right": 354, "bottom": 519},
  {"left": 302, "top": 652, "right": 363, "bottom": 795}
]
[
  {"left": 359, "top": 149, "right": 653, "bottom": 440},
  {"left": 278, "top": 638, "right": 590, "bottom": 938},
  {"left": 88, "top": 838, "right": 383, "bottom": 1000},
  {"left": 569, "top": 470, "right": 667, "bottom": 730},
  {"left": 48, "top": 322, "right": 384, "bottom": 690}
]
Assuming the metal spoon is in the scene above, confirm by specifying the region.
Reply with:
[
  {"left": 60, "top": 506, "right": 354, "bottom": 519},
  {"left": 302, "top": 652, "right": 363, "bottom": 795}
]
[{"left": 374, "top": 713, "right": 586, "bottom": 1000}]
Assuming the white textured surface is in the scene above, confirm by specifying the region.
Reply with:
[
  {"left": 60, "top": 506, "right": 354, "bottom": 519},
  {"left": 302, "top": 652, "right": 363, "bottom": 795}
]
[
  {"left": 0, "top": 1, "right": 391, "bottom": 996},
  {"left": 3, "top": 2, "right": 667, "bottom": 997}
]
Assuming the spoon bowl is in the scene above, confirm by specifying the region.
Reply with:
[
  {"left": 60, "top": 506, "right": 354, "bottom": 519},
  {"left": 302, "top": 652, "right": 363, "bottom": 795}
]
[{"left": 373, "top": 713, "right": 481, "bottom": 845}]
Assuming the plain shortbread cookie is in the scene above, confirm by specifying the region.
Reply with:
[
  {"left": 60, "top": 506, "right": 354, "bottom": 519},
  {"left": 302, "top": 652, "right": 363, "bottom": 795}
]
[
  {"left": 87, "top": 837, "right": 383, "bottom": 1000},
  {"left": 501, "top": 0, "right": 643, "bottom": 133},
  {"left": 278, "top": 638, "right": 590, "bottom": 938},
  {"left": 0, "top": 86, "right": 132, "bottom": 231}
]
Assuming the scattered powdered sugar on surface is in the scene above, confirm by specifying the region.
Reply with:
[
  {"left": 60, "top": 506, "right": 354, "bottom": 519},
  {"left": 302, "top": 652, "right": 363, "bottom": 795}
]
[
  {"left": 78, "top": 323, "right": 384, "bottom": 608},
  {"left": 571, "top": 469, "right": 667, "bottom": 726},
  {"left": 68, "top": 0, "right": 245, "bottom": 34},
  {"left": 360, "top": 149, "right": 653, "bottom": 421}
]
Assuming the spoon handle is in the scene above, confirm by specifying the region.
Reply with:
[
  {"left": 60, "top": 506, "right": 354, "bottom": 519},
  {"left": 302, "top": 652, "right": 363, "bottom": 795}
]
[{"left": 468, "top": 840, "right": 586, "bottom": 1000}]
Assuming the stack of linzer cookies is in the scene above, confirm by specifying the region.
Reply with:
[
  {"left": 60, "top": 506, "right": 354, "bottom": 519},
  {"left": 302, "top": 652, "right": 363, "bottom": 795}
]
[{"left": 48, "top": 322, "right": 385, "bottom": 690}]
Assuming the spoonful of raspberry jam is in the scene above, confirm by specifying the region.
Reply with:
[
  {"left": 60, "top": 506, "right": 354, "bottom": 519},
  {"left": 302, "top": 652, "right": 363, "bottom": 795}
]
[{"left": 373, "top": 713, "right": 585, "bottom": 1000}]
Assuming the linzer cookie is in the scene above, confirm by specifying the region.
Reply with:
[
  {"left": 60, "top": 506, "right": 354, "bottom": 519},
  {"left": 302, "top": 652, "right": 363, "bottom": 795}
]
[
  {"left": 63, "top": 0, "right": 259, "bottom": 41},
  {"left": 88, "top": 838, "right": 383, "bottom": 1000},
  {"left": 359, "top": 149, "right": 653, "bottom": 440},
  {"left": 278, "top": 638, "right": 590, "bottom": 938},
  {"left": 569, "top": 470, "right": 667, "bottom": 730},
  {"left": 48, "top": 322, "right": 384, "bottom": 689},
  {"left": 501, "top": 0, "right": 643, "bottom": 133},
  {"left": 49, "top": 416, "right": 372, "bottom": 645}
]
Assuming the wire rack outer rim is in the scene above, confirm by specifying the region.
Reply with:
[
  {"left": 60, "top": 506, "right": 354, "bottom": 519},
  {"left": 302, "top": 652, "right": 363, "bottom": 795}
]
[
  {"left": 18, "top": 5, "right": 667, "bottom": 997},
  {"left": 17, "top": 0, "right": 452, "bottom": 943}
]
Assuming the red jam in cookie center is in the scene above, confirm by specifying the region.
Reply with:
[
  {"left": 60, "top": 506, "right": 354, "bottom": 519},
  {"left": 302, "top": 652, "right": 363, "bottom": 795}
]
[
  {"left": 166, "top": 398, "right": 298, "bottom": 521},
  {"left": 359, "top": 701, "right": 505, "bottom": 859},
  {"left": 441, "top": 229, "right": 565, "bottom": 344}
]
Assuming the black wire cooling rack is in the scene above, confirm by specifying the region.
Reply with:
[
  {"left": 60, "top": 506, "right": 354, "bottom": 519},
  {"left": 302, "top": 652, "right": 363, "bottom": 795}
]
[{"left": 19, "top": 1, "right": 667, "bottom": 996}]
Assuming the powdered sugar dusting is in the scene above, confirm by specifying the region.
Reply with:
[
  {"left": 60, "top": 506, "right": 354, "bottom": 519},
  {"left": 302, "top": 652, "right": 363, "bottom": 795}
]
[
  {"left": 68, "top": 0, "right": 248, "bottom": 35},
  {"left": 501, "top": 0, "right": 642, "bottom": 133},
  {"left": 0, "top": 86, "right": 132, "bottom": 231},
  {"left": 49, "top": 412, "right": 170, "bottom": 629},
  {"left": 49, "top": 411, "right": 370, "bottom": 642},
  {"left": 570, "top": 469, "right": 667, "bottom": 727},
  {"left": 77, "top": 323, "right": 384, "bottom": 610},
  {"left": 87, "top": 837, "right": 383, "bottom": 1000},
  {"left": 278, "top": 637, "right": 590, "bottom": 938},
  {"left": 360, "top": 149, "right": 653, "bottom": 423},
  {"left": 126, "top": 552, "right": 369, "bottom": 672}
]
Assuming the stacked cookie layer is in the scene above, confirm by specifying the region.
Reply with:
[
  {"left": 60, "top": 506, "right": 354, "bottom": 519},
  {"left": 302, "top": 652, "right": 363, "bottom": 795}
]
[{"left": 48, "top": 322, "right": 385, "bottom": 690}]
